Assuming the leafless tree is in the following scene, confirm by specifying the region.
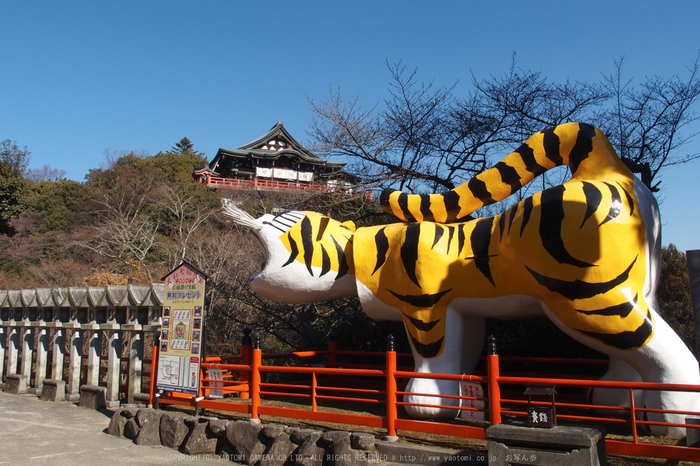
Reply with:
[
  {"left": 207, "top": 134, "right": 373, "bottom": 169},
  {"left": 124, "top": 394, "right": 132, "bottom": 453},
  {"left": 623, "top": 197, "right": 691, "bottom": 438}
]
[
  {"left": 25, "top": 165, "right": 67, "bottom": 184},
  {"left": 78, "top": 163, "right": 161, "bottom": 281},
  {"left": 156, "top": 183, "right": 220, "bottom": 266},
  {"left": 599, "top": 55, "right": 700, "bottom": 191},
  {"left": 308, "top": 54, "right": 700, "bottom": 201},
  {"left": 308, "top": 61, "right": 457, "bottom": 192}
]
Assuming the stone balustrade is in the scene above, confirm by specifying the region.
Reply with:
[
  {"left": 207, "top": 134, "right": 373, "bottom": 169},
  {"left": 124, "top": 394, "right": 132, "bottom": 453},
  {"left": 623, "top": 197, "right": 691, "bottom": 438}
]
[{"left": 0, "top": 285, "right": 164, "bottom": 408}]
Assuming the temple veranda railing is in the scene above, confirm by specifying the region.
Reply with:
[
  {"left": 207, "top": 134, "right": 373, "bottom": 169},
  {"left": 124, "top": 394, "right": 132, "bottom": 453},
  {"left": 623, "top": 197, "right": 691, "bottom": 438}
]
[{"left": 0, "top": 285, "right": 164, "bottom": 407}]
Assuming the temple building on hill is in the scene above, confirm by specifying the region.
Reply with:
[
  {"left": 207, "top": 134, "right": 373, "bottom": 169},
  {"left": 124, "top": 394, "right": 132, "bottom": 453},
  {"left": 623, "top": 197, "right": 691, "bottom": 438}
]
[{"left": 193, "top": 121, "right": 361, "bottom": 195}]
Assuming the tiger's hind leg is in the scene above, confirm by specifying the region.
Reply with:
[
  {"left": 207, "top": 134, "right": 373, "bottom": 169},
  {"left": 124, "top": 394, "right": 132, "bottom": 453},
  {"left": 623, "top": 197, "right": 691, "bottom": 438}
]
[
  {"left": 545, "top": 303, "right": 700, "bottom": 439},
  {"left": 588, "top": 357, "right": 643, "bottom": 417},
  {"left": 402, "top": 308, "right": 485, "bottom": 419},
  {"left": 621, "top": 313, "right": 700, "bottom": 438}
]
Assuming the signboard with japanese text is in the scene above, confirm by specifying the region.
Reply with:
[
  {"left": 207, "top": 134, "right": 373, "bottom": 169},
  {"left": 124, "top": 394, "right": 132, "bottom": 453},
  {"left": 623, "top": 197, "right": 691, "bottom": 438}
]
[
  {"left": 156, "top": 261, "right": 207, "bottom": 395},
  {"left": 459, "top": 382, "right": 485, "bottom": 422},
  {"left": 207, "top": 367, "right": 224, "bottom": 399}
]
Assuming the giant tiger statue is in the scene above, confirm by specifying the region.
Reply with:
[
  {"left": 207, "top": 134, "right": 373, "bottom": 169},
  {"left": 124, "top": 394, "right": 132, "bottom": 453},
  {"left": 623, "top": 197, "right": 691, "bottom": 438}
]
[{"left": 223, "top": 122, "right": 700, "bottom": 438}]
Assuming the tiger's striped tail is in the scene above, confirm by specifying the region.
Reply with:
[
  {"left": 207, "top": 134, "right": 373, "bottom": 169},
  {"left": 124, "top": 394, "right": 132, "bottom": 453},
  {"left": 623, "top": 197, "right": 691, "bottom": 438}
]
[{"left": 380, "top": 122, "right": 630, "bottom": 223}]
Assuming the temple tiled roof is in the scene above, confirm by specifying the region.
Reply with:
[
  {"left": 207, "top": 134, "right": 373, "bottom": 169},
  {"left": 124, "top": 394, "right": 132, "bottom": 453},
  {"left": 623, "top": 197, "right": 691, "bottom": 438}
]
[{"left": 209, "top": 121, "right": 345, "bottom": 173}]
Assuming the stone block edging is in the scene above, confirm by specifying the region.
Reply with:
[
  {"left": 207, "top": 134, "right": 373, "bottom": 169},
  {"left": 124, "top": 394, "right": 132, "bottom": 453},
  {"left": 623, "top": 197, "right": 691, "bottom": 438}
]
[
  {"left": 5, "top": 374, "right": 29, "bottom": 394},
  {"left": 107, "top": 408, "right": 476, "bottom": 465},
  {"left": 79, "top": 385, "right": 106, "bottom": 409},
  {"left": 40, "top": 379, "right": 66, "bottom": 402}
]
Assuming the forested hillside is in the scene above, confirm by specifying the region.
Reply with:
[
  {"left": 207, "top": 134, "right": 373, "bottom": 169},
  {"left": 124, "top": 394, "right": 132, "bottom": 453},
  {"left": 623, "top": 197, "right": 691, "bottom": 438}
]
[{"left": 0, "top": 138, "right": 402, "bottom": 356}]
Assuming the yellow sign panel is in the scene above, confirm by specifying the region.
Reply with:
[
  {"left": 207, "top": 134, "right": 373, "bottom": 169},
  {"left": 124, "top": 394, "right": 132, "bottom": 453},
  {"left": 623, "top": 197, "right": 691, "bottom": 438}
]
[{"left": 156, "top": 262, "right": 207, "bottom": 395}]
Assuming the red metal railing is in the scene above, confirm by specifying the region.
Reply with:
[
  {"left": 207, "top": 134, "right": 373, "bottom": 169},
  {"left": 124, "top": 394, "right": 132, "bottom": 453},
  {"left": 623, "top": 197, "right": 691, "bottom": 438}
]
[
  {"left": 153, "top": 338, "right": 700, "bottom": 462},
  {"left": 199, "top": 176, "right": 373, "bottom": 199}
]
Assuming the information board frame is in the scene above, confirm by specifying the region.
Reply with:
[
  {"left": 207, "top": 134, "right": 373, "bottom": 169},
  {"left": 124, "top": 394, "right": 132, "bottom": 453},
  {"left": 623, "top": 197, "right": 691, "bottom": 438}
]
[{"left": 156, "top": 261, "right": 208, "bottom": 395}]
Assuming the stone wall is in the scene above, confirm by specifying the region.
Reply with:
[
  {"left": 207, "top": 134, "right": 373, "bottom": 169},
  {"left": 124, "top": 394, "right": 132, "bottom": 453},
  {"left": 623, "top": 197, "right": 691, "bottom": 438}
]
[{"left": 108, "top": 407, "right": 387, "bottom": 466}]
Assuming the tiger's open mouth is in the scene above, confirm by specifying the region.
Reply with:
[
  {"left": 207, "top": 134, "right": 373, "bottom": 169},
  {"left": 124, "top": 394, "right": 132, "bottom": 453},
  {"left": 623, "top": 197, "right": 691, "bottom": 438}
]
[
  {"left": 249, "top": 231, "right": 266, "bottom": 281},
  {"left": 251, "top": 260, "right": 265, "bottom": 280}
]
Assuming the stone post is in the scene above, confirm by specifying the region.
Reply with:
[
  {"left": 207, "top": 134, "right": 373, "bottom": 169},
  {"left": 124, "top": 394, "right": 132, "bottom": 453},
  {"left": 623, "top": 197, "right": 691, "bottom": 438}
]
[
  {"left": 6, "top": 327, "right": 20, "bottom": 376},
  {"left": 20, "top": 324, "right": 33, "bottom": 380},
  {"left": 0, "top": 326, "right": 6, "bottom": 383},
  {"left": 86, "top": 329, "right": 102, "bottom": 387},
  {"left": 51, "top": 328, "right": 65, "bottom": 382},
  {"left": 67, "top": 327, "right": 83, "bottom": 401},
  {"left": 34, "top": 326, "right": 49, "bottom": 393},
  {"left": 687, "top": 250, "right": 700, "bottom": 357},
  {"left": 104, "top": 328, "right": 122, "bottom": 408},
  {"left": 129, "top": 331, "right": 144, "bottom": 403}
]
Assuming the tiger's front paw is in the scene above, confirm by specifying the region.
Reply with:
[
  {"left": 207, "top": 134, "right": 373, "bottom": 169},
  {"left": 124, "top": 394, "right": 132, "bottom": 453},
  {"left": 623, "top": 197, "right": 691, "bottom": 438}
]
[{"left": 403, "top": 377, "right": 460, "bottom": 419}]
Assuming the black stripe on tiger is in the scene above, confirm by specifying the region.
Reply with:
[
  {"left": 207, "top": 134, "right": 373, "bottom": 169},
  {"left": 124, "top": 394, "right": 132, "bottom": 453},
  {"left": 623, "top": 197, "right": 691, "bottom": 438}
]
[
  {"left": 263, "top": 210, "right": 305, "bottom": 233},
  {"left": 575, "top": 309, "right": 653, "bottom": 350},
  {"left": 446, "top": 226, "right": 455, "bottom": 254},
  {"left": 581, "top": 181, "right": 602, "bottom": 228},
  {"left": 300, "top": 216, "right": 315, "bottom": 276},
  {"left": 274, "top": 211, "right": 305, "bottom": 229},
  {"left": 498, "top": 213, "right": 506, "bottom": 241},
  {"left": 618, "top": 181, "right": 635, "bottom": 216},
  {"left": 420, "top": 194, "right": 432, "bottom": 220},
  {"left": 543, "top": 127, "right": 564, "bottom": 166},
  {"left": 431, "top": 224, "right": 444, "bottom": 249},
  {"left": 282, "top": 234, "right": 299, "bottom": 268},
  {"left": 569, "top": 123, "right": 596, "bottom": 175},
  {"left": 331, "top": 235, "right": 349, "bottom": 280},
  {"left": 495, "top": 161, "right": 521, "bottom": 195},
  {"left": 401, "top": 224, "right": 422, "bottom": 288},
  {"left": 409, "top": 334, "right": 444, "bottom": 358},
  {"left": 575, "top": 294, "right": 638, "bottom": 318},
  {"left": 379, "top": 188, "right": 395, "bottom": 212},
  {"left": 600, "top": 182, "right": 622, "bottom": 226},
  {"left": 389, "top": 288, "right": 452, "bottom": 307},
  {"left": 397, "top": 192, "right": 415, "bottom": 222},
  {"left": 515, "top": 143, "right": 547, "bottom": 176},
  {"left": 520, "top": 197, "right": 533, "bottom": 237},
  {"left": 526, "top": 256, "right": 637, "bottom": 301},
  {"left": 539, "top": 185, "right": 594, "bottom": 267},
  {"left": 402, "top": 313, "right": 440, "bottom": 332},
  {"left": 372, "top": 227, "right": 389, "bottom": 275},
  {"left": 262, "top": 220, "right": 288, "bottom": 233},
  {"left": 471, "top": 217, "right": 495, "bottom": 286},
  {"left": 468, "top": 177, "right": 496, "bottom": 206},
  {"left": 320, "top": 246, "right": 331, "bottom": 277},
  {"left": 507, "top": 202, "right": 519, "bottom": 235},
  {"left": 443, "top": 190, "right": 461, "bottom": 222}
]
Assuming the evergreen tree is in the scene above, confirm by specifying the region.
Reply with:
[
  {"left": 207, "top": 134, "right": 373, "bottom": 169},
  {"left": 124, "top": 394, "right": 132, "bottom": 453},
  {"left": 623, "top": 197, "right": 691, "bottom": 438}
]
[
  {"left": 658, "top": 244, "right": 695, "bottom": 355},
  {"left": 0, "top": 140, "right": 30, "bottom": 235},
  {"left": 171, "top": 137, "right": 200, "bottom": 156}
]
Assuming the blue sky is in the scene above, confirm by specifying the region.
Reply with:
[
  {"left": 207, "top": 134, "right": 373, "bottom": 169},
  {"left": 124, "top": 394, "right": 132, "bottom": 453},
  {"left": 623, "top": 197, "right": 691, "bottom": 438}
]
[{"left": 2, "top": 1, "right": 699, "bottom": 251}]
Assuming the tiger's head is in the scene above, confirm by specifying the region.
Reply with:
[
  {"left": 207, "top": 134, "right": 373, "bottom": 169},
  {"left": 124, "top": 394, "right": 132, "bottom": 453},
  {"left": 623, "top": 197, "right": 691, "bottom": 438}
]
[{"left": 222, "top": 200, "right": 357, "bottom": 303}]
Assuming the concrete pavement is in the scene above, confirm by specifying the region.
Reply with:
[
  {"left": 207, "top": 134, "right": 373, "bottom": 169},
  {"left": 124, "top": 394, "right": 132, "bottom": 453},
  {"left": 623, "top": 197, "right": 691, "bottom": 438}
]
[
  {"left": 0, "top": 390, "right": 229, "bottom": 465},
  {"left": 0, "top": 390, "right": 485, "bottom": 465}
]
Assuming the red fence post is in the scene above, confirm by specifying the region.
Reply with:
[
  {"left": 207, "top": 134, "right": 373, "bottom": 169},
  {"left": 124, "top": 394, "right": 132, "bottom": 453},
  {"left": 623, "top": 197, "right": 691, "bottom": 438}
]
[
  {"left": 251, "top": 335, "right": 262, "bottom": 420},
  {"left": 149, "top": 335, "right": 159, "bottom": 407},
  {"left": 327, "top": 336, "right": 338, "bottom": 368},
  {"left": 629, "top": 388, "right": 638, "bottom": 444},
  {"left": 240, "top": 328, "right": 252, "bottom": 399},
  {"left": 487, "top": 335, "right": 502, "bottom": 425},
  {"left": 311, "top": 372, "right": 318, "bottom": 412},
  {"left": 386, "top": 335, "right": 398, "bottom": 440},
  {"left": 327, "top": 335, "right": 338, "bottom": 385}
]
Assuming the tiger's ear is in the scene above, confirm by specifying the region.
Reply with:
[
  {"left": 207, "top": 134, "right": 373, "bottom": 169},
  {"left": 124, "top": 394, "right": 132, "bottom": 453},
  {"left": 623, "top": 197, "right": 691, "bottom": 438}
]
[{"left": 342, "top": 220, "right": 357, "bottom": 232}]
